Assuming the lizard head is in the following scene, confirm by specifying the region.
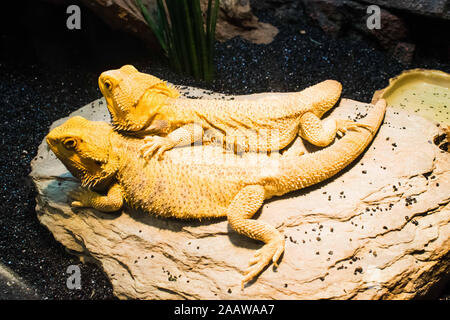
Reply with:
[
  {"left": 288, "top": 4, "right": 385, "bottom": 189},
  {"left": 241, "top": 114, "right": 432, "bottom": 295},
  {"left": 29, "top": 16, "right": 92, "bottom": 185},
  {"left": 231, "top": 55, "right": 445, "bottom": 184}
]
[
  {"left": 99, "top": 64, "right": 180, "bottom": 132},
  {"left": 46, "top": 116, "right": 119, "bottom": 190}
]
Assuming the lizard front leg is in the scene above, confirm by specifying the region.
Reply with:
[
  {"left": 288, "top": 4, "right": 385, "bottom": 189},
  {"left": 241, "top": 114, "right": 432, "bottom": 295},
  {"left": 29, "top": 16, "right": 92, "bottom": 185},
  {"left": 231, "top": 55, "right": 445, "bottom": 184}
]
[
  {"left": 69, "top": 182, "right": 124, "bottom": 212},
  {"left": 299, "top": 112, "right": 372, "bottom": 147},
  {"left": 226, "top": 185, "right": 285, "bottom": 288},
  {"left": 140, "top": 123, "right": 204, "bottom": 160}
]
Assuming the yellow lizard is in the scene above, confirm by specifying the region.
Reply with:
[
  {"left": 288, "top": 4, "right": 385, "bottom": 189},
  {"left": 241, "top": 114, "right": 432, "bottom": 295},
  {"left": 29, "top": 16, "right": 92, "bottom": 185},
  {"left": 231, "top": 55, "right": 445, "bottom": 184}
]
[
  {"left": 46, "top": 99, "right": 386, "bottom": 287},
  {"left": 99, "top": 65, "right": 370, "bottom": 159}
]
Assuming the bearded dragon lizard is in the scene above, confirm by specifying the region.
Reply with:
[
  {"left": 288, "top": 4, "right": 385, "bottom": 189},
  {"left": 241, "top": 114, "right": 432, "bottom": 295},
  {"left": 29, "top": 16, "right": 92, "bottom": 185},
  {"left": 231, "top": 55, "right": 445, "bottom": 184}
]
[
  {"left": 46, "top": 99, "right": 386, "bottom": 287},
  {"left": 99, "top": 65, "right": 370, "bottom": 159}
]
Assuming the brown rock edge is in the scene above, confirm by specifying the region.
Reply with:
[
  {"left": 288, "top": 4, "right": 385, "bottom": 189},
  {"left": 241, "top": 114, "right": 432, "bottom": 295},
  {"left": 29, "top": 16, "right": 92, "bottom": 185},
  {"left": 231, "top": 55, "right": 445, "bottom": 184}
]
[
  {"left": 79, "top": 0, "right": 278, "bottom": 45},
  {"left": 31, "top": 89, "right": 449, "bottom": 299}
]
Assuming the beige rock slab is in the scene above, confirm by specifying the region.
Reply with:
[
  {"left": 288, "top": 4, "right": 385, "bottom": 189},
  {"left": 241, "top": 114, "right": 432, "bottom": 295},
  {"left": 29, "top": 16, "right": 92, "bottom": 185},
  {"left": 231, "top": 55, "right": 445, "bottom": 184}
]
[{"left": 31, "top": 87, "right": 450, "bottom": 299}]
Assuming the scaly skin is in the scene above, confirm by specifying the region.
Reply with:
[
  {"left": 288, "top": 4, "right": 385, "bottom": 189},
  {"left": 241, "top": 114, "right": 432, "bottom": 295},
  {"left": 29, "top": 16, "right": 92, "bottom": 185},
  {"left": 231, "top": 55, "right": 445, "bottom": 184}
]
[
  {"left": 46, "top": 99, "right": 386, "bottom": 287},
  {"left": 99, "top": 65, "right": 370, "bottom": 159}
]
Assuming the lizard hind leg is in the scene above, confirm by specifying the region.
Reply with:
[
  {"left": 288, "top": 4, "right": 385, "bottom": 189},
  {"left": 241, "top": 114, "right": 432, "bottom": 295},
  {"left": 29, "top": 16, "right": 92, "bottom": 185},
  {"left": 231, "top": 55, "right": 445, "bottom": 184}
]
[
  {"left": 299, "top": 112, "right": 339, "bottom": 147},
  {"left": 226, "top": 185, "right": 285, "bottom": 289}
]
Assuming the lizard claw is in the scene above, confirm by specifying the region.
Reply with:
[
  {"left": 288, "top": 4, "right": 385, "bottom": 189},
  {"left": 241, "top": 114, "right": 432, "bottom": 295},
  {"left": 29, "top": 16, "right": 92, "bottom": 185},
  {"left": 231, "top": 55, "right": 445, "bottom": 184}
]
[
  {"left": 336, "top": 119, "right": 373, "bottom": 136},
  {"left": 241, "top": 236, "right": 285, "bottom": 289},
  {"left": 140, "top": 136, "right": 175, "bottom": 160},
  {"left": 68, "top": 188, "right": 91, "bottom": 208},
  {"left": 70, "top": 201, "right": 84, "bottom": 207}
]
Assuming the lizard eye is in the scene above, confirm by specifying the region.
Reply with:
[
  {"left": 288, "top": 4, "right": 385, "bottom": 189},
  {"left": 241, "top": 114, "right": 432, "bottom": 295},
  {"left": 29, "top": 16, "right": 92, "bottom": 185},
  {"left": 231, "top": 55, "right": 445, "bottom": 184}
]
[
  {"left": 63, "top": 138, "right": 77, "bottom": 150},
  {"left": 104, "top": 80, "right": 112, "bottom": 91}
]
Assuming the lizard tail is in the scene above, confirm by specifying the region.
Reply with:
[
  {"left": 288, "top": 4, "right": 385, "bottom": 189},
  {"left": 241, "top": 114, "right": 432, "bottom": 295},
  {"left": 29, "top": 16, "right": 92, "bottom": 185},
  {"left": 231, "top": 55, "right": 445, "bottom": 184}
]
[{"left": 271, "top": 99, "right": 387, "bottom": 196}]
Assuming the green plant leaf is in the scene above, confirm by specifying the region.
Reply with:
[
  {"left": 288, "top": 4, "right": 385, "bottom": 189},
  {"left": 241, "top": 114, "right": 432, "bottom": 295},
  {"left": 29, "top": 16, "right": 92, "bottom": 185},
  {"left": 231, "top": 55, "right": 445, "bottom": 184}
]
[
  {"left": 137, "top": 0, "right": 219, "bottom": 81},
  {"left": 136, "top": 0, "right": 168, "bottom": 54}
]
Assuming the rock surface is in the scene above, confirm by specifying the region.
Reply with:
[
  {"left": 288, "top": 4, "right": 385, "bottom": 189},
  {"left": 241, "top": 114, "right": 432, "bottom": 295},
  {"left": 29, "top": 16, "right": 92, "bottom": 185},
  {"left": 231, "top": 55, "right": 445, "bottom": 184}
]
[
  {"left": 0, "top": 264, "right": 40, "bottom": 300},
  {"left": 31, "top": 87, "right": 450, "bottom": 299},
  {"left": 359, "top": 0, "right": 450, "bottom": 20},
  {"left": 266, "top": 0, "right": 447, "bottom": 63},
  {"left": 300, "top": 0, "right": 410, "bottom": 51},
  {"left": 79, "top": 0, "right": 278, "bottom": 46},
  {"left": 209, "top": 0, "right": 279, "bottom": 44},
  {"left": 78, "top": 0, "right": 156, "bottom": 45}
]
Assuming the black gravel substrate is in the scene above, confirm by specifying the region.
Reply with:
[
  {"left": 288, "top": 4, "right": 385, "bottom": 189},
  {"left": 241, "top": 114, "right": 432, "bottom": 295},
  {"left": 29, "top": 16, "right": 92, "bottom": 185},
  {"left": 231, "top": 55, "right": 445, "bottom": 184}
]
[{"left": 0, "top": 5, "right": 449, "bottom": 299}]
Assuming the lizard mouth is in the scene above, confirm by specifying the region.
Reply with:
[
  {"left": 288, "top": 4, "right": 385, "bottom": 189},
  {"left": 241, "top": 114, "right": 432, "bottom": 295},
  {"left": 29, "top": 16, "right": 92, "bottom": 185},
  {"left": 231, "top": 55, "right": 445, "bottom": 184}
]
[
  {"left": 46, "top": 137, "right": 111, "bottom": 190},
  {"left": 61, "top": 158, "right": 112, "bottom": 190}
]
